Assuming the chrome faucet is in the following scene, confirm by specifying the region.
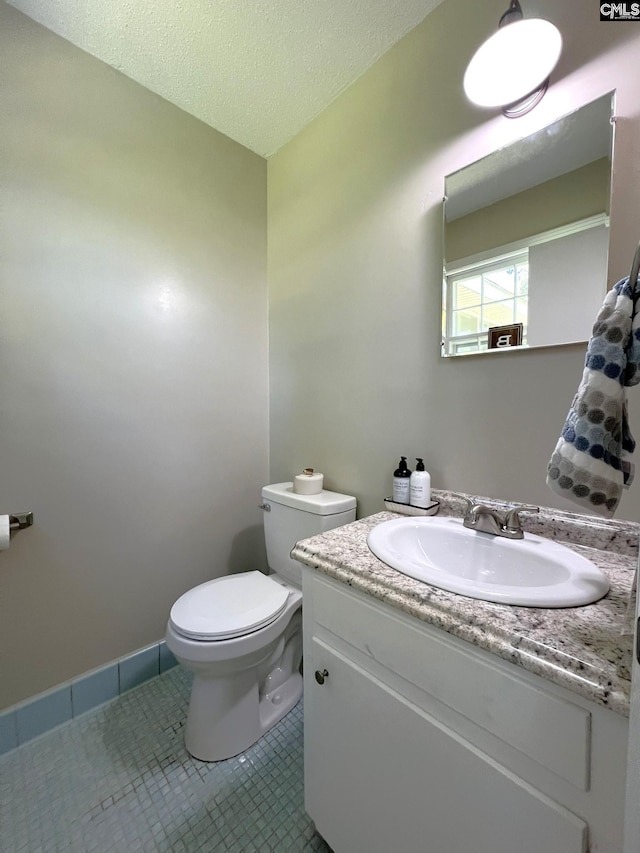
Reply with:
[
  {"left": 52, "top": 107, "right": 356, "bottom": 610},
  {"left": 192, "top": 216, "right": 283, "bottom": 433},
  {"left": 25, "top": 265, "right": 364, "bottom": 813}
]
[{"left": 457, "top": 496, "right": 539, "bottom": 540}]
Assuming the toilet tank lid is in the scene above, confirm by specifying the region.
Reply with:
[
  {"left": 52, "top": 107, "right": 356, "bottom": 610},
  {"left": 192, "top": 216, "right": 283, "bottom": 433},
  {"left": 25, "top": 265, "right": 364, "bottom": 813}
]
[{"left": 262, "top": 482, "right": 356, "bottom": 515}]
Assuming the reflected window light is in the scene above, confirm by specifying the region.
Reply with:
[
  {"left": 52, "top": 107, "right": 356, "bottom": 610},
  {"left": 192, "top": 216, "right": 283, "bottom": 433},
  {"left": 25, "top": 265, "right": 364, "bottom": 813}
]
[{"left": 150, "top": 281, "right": 184, "bottom": 317}]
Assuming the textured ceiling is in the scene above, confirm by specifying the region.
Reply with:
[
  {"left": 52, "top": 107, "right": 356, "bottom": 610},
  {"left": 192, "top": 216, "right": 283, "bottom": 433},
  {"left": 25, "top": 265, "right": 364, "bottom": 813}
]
[{"left": 7, "top": 0, "right": 446, "bottom": 157}]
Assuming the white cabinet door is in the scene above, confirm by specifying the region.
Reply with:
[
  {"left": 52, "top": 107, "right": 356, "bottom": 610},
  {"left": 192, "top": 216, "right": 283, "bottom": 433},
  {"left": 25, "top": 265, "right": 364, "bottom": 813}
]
[{"left": 305, "top": 637, "right": 587, "bottom": 853}]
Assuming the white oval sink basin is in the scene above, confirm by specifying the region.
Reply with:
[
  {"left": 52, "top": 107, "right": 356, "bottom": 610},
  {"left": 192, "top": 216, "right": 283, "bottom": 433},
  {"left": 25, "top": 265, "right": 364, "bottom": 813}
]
[{"left": 366, "top": 516, "right": 610, "bottom": 607}]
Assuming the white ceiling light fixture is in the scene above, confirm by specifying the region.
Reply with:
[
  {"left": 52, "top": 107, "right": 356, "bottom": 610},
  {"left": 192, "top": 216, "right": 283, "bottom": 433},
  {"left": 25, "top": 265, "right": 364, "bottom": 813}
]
[{"left": 463, "top": 0, "right": 562, "bottom": 118}]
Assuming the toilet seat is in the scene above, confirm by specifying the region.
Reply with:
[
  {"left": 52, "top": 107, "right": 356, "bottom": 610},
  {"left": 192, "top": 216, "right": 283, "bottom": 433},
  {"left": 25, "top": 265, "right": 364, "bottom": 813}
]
[{"left": 169, "top": 571, "right": 290, "bottom": 641}]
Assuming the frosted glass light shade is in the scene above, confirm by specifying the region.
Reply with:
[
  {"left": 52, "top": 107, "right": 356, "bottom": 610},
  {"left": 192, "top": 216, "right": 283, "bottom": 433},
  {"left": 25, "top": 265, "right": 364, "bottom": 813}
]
[{"left": 464, "top": 19, "right": 562, "bottom": 109}]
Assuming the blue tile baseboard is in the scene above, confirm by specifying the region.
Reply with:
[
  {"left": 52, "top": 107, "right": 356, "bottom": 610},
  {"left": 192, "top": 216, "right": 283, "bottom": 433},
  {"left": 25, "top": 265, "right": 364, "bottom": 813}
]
[{"left": 0, "top": 639, "right": 179, "bottom": 757}]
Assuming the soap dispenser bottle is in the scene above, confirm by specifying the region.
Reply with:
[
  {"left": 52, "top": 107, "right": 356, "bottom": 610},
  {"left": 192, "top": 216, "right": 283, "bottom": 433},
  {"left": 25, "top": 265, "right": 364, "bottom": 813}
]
[
  {"left": 410, "top": 458, "right": 431, "bottom": 508},
  {"left": 392, "top": 457, "right": 412, "bottom": 504}
]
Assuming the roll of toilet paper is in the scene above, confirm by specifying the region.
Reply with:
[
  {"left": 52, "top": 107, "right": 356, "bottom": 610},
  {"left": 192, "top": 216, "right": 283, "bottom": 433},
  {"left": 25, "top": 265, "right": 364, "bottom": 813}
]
[
  {"left": 0, "top": 515, "right": 10, "bottom": 551},
  {"left": 293, "top": 469, "right": 324, "bottom": 495}
]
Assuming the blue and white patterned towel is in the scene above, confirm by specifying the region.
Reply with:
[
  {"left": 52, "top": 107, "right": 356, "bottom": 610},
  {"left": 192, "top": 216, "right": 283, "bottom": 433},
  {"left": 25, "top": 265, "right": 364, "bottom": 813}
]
[{"left": 546, "top": 276, "right": 640, "bottom": 517}]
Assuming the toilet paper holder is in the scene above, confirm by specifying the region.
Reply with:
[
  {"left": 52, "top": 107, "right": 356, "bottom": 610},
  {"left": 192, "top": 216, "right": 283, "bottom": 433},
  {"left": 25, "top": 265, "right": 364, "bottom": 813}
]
[{"left": 9, "top": 511, "right": 33, "bottom": 531}]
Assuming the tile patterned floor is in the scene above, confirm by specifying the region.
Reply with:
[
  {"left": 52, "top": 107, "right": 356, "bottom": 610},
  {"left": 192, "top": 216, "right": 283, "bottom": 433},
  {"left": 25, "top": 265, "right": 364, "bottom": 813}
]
[{"left": 0, "top": 666, "right": 330, "bottom": 852}]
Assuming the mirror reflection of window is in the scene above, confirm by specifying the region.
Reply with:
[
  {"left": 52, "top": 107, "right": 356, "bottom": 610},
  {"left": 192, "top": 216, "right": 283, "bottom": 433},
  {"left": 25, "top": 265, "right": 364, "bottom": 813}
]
[
  {"left": 444, "top": 253, "right": 528, "bottom": 356},
  {"left": 442, "top": 93, "right": 614, "bottom": 358}
]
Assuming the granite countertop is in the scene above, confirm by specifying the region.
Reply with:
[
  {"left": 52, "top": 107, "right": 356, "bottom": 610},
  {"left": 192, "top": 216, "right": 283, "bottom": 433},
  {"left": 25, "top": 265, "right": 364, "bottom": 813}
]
[{"left": 291, "top": 490, "right": 638, "bottom": 717}]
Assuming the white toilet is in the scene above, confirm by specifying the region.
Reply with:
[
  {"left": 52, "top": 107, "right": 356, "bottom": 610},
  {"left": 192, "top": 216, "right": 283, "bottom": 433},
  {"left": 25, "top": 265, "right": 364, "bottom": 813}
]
[{"left": 166, "top": 482, "right": 356, "bottom": 761}]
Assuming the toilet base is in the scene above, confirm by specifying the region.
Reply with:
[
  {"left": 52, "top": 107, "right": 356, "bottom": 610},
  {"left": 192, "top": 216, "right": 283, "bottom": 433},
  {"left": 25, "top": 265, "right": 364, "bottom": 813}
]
[
  {"left": 179, "top": 606, "right": 304, "bottom": 762},
  {"left": 259, "top": 671, "right": 303, "bottom": 734},
  {"left": 185, "top": 669, "right": 303, "bottom": 762}
]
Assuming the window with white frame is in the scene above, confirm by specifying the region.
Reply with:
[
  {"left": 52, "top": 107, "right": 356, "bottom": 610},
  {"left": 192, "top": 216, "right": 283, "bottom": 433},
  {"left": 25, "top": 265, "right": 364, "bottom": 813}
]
[{"left": 443, "top": 252, "right": 529, "bottom": 356}]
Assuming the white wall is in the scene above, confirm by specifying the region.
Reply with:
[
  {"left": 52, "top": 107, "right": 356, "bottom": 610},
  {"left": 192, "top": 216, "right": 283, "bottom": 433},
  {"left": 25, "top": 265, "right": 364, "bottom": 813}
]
[
  {"left": 0, "top": 3, "right": 269, "bottom": 709},
  {"left": 268, "top": 0, "right": 640, "bottom": 522},
  {"left": 527, "top": 224, "right": 609, "bottom": 347}
]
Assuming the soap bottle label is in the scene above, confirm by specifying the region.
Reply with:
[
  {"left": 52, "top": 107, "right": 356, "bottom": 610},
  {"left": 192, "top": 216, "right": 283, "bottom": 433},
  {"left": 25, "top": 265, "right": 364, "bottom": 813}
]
[
  {"left": 410, "top": 482, "right": 427, "bottom": 504},
  {"left": 393, "top": 479, "right": 411, "bottom": 503}
]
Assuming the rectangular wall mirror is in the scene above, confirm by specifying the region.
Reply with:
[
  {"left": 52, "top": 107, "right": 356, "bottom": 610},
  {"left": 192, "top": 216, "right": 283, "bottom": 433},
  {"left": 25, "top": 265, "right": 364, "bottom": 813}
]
[{"left": 442, "top": 93, "right": 615, "bottom": 358}]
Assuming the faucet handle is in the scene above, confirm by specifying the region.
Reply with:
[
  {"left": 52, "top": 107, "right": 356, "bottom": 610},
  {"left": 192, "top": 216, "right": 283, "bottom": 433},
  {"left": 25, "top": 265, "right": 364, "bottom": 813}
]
[
  {"left": 450, "top": 493, "right": 476, "bottom": 517},
  {"left": 504, "top": 504, "right": 540, "bottom": 532}
]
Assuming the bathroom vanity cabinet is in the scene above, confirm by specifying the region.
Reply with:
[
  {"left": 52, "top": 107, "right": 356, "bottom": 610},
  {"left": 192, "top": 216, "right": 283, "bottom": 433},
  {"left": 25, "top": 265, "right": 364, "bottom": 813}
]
[{"left": 302, "top": 568, "right": 629, "bottom": 853}]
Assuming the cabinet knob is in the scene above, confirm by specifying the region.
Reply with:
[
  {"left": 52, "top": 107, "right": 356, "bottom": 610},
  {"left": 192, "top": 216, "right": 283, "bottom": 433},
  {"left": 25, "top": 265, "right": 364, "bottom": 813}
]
[{"left": 314, "top": 668, "right": 329, "bottom": 685}]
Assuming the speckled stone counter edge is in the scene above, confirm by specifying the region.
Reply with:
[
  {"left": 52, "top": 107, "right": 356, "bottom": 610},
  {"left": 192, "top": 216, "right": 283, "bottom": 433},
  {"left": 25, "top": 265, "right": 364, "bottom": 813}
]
[{"left": 292, "top": 491, "right": 638, "bottom": 717}]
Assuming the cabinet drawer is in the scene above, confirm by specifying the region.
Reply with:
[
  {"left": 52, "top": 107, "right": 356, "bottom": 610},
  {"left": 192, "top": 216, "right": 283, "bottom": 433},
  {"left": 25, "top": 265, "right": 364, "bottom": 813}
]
[{"left": 308, "top": 573, "right": 591, "bottom": 790}]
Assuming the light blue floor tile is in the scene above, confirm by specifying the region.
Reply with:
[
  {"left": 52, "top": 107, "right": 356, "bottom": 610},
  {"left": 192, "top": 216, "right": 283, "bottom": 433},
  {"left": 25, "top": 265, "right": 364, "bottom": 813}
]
[
  {"left": 0, "top": 710, "right": 17, "bottom": 755},
  {"left": 0, "top": 667, "right": 327, "bottom": 853},
  {"left": 119, "top": 644, "right": 159, "bottom": 692},
  {"left": 15, "top": 684, "right": 72, "bottom": 744},
  {"left": 72, "top": 663, "right": 119, "bottom": 716}
]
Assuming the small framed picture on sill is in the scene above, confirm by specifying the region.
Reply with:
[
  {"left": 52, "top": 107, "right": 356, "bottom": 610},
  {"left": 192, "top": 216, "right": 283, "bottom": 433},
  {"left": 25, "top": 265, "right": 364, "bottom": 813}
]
[{"left": 488, "top": 323, "right": 523, "bottom": 350}]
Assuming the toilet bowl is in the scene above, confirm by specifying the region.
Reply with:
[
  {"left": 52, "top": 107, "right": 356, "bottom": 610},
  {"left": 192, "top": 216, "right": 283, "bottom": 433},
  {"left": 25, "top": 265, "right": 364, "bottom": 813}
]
[
  {"left": 166, "top": 482, "right": 356, "bottom": 762},
  {"left": 167, "top": 572, "right": 303, "bottom": 761}
]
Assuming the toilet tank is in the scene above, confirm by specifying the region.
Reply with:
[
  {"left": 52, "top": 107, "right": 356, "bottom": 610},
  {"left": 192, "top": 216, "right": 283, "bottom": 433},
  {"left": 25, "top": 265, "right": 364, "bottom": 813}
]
[{"left": 261, "top": 482, "right": 356, "bottom": 587}]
